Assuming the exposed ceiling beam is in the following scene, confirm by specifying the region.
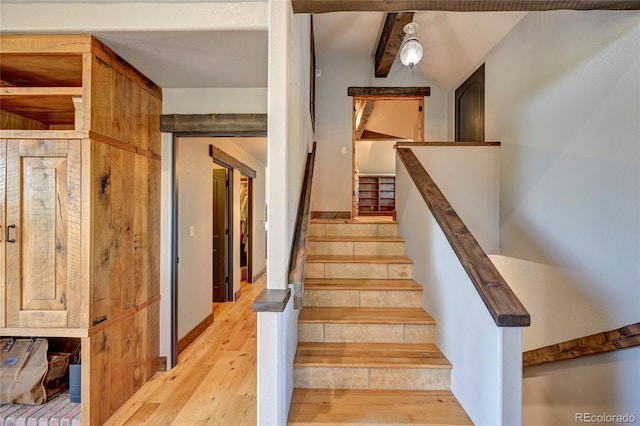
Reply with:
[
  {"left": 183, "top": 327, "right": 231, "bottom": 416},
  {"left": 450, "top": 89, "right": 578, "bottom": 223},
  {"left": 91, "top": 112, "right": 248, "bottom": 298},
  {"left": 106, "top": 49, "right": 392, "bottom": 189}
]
[
  {"left": 374, "top": 12, "right": 415, "bottom": 78},
  {"left": 292, "top": 0, "right": 640, "bottom": 13},
  {"left": 355, "top": 99, "right": 376, "bottom": 139}
]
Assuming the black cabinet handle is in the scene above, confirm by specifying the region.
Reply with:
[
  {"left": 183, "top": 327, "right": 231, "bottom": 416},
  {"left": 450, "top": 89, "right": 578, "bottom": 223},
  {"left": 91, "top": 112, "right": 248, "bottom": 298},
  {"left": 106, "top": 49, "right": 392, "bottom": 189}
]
[{"left": 6, "top": 224, "right": 16, "bottom": 243}]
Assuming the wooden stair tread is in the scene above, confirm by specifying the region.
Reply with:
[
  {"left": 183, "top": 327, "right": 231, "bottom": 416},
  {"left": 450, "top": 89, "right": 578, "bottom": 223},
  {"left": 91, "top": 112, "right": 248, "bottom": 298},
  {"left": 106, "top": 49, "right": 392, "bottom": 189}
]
[
  {"left": 294, "top": 342, "right": 451, "bottom": 369},
  {"left": 299, "top": 307, "right": 435, "bottom": 324},
  {"left": 309, "top": 236, "right": 405, "bottom": 242},
  {"left": 305, "top": 278, "right": 422, "bottom": 291},
  {"left": 288, "top": 389, "right": 473, "bottom": 425},
  {"left": 307, "top": 255, "right": 413, "bottom": 264}
]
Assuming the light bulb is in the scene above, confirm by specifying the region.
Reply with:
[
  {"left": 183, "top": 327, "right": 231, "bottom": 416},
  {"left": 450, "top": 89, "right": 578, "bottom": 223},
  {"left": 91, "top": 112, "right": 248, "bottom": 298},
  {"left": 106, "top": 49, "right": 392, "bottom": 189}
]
[
  {"left": 400, "top": 22, "right": 423, "bottom": 68},
  {"left": 400, "top": 38, "right": 423, "bottom": 68}
]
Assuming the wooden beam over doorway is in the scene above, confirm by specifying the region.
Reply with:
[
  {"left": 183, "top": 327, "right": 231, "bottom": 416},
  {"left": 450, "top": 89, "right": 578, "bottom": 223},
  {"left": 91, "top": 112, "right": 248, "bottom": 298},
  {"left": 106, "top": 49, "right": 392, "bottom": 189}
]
[
  {"left": 292, "top": 0, "right": 640, "bottom": 13},
  {"left": 160, "top": 113, "right": 267, "bottom": 134},
  {"left": 348, "top": 86, "right": 430, "bottom": 98},
  {"left": 209, "top": 145, "right": 257, "bottom": 178},
  {"left": 374, "top": 12, "right": 415, "bottom": 78}
]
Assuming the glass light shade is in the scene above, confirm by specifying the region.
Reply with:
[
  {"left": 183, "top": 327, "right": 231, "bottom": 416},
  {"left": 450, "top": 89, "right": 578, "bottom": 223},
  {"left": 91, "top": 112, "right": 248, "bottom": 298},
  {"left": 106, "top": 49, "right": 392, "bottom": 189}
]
[{"left": 400, "top": 38, "right": 423, "bottom": 68}]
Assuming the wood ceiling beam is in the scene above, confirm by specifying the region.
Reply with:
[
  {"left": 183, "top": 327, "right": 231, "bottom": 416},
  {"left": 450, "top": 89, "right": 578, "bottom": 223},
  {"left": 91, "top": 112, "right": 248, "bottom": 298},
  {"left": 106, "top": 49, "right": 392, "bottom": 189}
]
[
  {"left": 374, "top": 12, "right": 415, "bottom": 78},
  {"left": 160, "top": 113, "right": 267, "bottom": 134},
  {"left": 292, "top": 0, "right": 640, "bottom": 13},
  {"left": 355, "top": 99, "right": 376, "bottom": 139}
]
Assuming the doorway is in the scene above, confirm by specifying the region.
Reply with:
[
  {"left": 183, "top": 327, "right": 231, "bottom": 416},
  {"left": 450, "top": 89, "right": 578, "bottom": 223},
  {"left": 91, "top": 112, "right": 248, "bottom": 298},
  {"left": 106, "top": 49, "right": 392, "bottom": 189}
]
[
  {"left": 212, "top": 164, "right": 230, "bottom": 302},
  {"left": 351, "top": 93, "right": 425, "bottom": 218},
  {"left": 212, "top": 162, "right": 254, "bottom": 303},
  {"left": 171, "top": 135, "right": 265, "bottom": 364}
]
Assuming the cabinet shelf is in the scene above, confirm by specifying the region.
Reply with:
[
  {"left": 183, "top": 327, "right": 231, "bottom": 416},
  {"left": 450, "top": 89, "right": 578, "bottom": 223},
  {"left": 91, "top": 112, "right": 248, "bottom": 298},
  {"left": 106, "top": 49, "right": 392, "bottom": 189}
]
[
  {"left": 1, "top": 88, "right": 83, "bottom": 127},
  {"left": 356, "top": 175, "right": 395, "bottom": 216}
]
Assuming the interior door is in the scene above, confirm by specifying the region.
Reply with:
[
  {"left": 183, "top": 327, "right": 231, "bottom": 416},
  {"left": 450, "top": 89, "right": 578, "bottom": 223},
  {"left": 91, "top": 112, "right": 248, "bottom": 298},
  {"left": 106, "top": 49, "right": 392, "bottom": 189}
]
[
  {"left": 0, "top": 140, "right": 6, "bottom": 328},
  {"left": 5, "top": 139, "right": 81, "bottom": 328},
  {"left": 455, "top": 64, "right": 485, "bottom": 142},
  {"left": 212, "top": 167, "right": 228, "bottom": 302}
]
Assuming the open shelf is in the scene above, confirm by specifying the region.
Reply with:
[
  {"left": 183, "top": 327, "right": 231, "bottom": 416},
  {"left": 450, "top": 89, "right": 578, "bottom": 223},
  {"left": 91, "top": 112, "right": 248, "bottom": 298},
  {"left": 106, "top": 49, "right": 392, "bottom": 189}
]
[
  {"left": 1, "top": 52, "right": 84, "bottom": 130},
  {"left": 357, "top": 175, "right": 395, "bottom": 216}
]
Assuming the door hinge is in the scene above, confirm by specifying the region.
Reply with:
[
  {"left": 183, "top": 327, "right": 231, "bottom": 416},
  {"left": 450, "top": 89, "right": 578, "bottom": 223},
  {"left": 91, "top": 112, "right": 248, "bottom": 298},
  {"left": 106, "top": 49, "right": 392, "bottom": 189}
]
[{"left": 176, "top": 257, "right": 180, "bottom": 264}]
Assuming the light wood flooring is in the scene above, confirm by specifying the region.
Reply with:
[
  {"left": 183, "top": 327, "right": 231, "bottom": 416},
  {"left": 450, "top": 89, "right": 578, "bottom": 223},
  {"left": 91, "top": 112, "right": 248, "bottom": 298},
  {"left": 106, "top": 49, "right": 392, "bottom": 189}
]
[{"left": 104, "top": 277, "right": 263, "bottom": 425}]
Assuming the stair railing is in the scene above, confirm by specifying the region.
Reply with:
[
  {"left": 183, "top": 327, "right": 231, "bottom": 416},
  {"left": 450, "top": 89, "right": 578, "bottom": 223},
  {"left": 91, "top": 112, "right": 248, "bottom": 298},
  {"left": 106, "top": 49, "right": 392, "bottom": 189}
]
[
  {"left": 395, "top": 145, "right": 529, "bottom": 425},
  {"left": 252, "top": 142, "right": 316, "bottom": 313},
  {"left": 288, "top": 142, "right": 317, "bottom": 309},
  {"left": 523, "top": 322, "right": 640, "bottom": 367},
  {"left": 396, "top": 147, "right": 529, "bottom": 326}
]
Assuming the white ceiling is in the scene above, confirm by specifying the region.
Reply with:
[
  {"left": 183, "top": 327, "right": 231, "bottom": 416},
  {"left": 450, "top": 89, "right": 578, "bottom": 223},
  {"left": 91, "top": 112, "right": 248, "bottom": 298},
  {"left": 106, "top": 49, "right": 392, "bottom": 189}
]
[
  {"left": 94, "top": 30, "right": 268, "bottom": 88},
  {"left": 313, "top": 11, "right": 527, "bottom": 90},
  {"left": 90, "top": 11, "right": 526, "bottom": 92}
]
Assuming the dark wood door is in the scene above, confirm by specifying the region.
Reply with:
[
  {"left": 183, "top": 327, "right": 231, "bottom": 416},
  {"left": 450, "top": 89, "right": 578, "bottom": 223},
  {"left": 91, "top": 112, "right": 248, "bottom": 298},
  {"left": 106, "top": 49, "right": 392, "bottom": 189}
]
[
  {"left": 212, "top": 168, "right": 228, "bottom": 302},
  {"left": 455, "top": 64, "right": 485, "bottom": 142}
]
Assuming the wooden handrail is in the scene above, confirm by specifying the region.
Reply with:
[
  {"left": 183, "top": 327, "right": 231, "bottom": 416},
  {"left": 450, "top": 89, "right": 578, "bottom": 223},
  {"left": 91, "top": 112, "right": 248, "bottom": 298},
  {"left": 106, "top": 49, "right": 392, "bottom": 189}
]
[
  {"left": 252, "top": 142, "right": 316, "bottom": 313},
  {"left": 523, "top": 322, "right": 640, "bottom": 368},
  {"left": 396, "top": 147, "right": 530, "bottom": 327},
  {"left": 289, "top": 142, "right": 317, "bottom": 309}
]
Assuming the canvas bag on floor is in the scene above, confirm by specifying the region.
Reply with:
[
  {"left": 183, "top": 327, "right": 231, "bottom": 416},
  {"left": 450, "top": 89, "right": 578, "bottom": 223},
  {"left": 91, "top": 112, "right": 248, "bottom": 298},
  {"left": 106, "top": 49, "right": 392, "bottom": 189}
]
[{"left": 0, "top": 338, "right": 48, "bottom": 404}]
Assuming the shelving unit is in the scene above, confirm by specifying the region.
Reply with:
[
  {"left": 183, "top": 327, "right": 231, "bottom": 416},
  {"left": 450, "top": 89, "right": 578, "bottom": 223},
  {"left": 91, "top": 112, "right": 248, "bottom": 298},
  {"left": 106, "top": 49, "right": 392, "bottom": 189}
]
[
  {"left": 357, "top": 175, "right": 395, "bottom": 216},
  {"left": 1, "top": 35, "right": 161, "bottom": 425}
]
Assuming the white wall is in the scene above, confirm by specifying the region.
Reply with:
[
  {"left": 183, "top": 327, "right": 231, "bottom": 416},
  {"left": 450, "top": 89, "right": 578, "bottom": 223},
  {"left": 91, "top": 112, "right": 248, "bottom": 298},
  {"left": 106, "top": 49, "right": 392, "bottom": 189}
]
[
  {"left": 396, "top": 150, "right": 523, "bottom": 425},
  {"left": 482, "top": 10, "right": 640, "bottom": 424},
  {"left": 355, "top": 140, "right": 396, "bottom": 175},
  {"left": 410, "top": 145, "right": 501, "bottom": 254},
  {"left": 176, "top": 139, "right": 214, "bottom": 340},
  {"left": 313, "top": 53, "right": 449, "bottom": 213},
  {"left": 257, "top": 2, "right": 312, "bottom": 425}
]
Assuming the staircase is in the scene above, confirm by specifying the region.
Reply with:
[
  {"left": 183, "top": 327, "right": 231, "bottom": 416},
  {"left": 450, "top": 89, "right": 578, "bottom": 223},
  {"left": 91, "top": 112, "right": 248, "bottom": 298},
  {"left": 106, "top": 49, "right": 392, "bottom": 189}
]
[{"left": 288, "top": 218, "right": 473, "bottom": 425}]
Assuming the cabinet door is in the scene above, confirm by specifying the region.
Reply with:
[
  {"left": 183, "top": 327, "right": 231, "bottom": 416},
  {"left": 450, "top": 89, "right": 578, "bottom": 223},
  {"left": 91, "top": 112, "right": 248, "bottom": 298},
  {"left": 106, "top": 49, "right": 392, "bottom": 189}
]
[
  {"left": 0, "top": 140, "right": 5, "bottom": 328},
  {"left": 5, "top": 139, "right": 82, "bottom": 328}
]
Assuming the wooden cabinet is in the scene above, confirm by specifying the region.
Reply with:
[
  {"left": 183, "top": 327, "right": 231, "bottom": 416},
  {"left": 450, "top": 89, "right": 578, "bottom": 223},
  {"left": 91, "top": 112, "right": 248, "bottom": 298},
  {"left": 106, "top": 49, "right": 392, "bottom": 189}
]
[
  {"left": 4, "top": 139, "right": 82, "bottom": 329},
  {"left": 1, "top": 35, "right": 161, "bottom": 425},
  {"left": 357, "top": 175, "right": 395, "bottom": 216}
]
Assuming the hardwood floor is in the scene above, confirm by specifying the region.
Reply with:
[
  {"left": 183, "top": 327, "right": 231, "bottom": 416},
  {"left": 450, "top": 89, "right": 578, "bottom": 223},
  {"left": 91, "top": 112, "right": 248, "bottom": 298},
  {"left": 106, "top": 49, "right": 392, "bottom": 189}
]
[{"left": 105, "top": 277, "right": 263, "bottom": 425}]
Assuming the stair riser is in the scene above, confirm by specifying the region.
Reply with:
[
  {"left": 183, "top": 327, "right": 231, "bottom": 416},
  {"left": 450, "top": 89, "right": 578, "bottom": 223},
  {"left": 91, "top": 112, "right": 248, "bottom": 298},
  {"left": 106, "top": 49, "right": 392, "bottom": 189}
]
[
  {"left": 294, "top": 367, "right": 451, "bottom": 391},
  {"left": 308, "top": 241, "right": 405, "bottom": 256},
  {"left": 299, "top": 323, "right": 435, "bottom": 344},
  {"left": 310, "top": 223, "right": 398, "bottom": 238},
  {"left": 304, "top": 290, "right": 422, "bottom": 308},
  {"left": 306, "top": 263, "right": 412, "bottom": 280}
]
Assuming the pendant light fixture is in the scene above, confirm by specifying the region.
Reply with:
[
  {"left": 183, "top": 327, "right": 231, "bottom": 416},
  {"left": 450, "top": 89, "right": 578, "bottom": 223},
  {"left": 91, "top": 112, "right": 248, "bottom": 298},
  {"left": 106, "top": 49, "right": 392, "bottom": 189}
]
[{"left": 400, "top": 22, "right": 423, "bottom": 68}]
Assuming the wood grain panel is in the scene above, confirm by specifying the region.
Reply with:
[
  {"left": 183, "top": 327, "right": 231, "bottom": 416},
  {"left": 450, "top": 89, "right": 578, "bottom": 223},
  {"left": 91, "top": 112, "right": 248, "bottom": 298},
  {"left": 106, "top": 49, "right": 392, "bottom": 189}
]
[
  {"left": 397, "top": 147, "right": 530, "bottom": 327},
  {"left": 5, "top": 139, "right": 82, "bottom": 328},
  {"left": 0, "top": 53, "right": 83, "bottom": 86},
  {"left": 0, "top": 140, "right": 5, "bottom": 328},
  {"left": 1, "top": 109, "right": 48, "bottom": 130}
]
